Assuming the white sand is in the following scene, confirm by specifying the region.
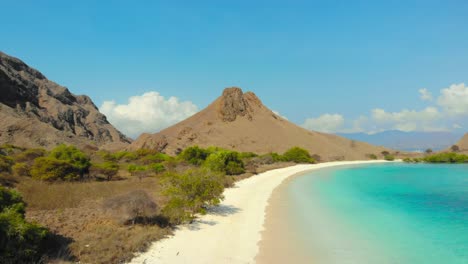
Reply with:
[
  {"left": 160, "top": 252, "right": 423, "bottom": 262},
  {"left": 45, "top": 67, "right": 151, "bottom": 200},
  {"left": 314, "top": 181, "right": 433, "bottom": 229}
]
[{"left": 129, "top": 160, "right": 390, "bottom": 264}]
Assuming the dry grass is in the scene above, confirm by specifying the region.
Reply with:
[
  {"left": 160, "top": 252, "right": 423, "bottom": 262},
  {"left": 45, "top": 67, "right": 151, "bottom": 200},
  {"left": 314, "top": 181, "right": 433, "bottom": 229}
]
[
  {"left": 18, "top": 176, "right": 172, "bottom": 263},
  {"left": 17, "top": 176, "right": 166, "bottom": 210}
]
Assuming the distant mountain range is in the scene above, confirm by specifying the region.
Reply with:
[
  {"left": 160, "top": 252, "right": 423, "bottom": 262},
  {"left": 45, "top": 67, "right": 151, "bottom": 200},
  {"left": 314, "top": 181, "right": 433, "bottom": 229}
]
[{"left": 337, "top": 130, "right": 463, "bottom": 152}]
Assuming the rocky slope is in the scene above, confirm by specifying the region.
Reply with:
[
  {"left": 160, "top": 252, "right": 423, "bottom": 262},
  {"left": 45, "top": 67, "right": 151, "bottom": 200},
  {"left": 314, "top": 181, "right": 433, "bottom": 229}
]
[
  {"left": 129, "top": 87, "right": 388, "bottom": 161},
  {"left": 455, "top": 133, "right": 468, "bottom": 152},
  {"left": 0, "top": 51, "right": 131, "bottom": 150}
]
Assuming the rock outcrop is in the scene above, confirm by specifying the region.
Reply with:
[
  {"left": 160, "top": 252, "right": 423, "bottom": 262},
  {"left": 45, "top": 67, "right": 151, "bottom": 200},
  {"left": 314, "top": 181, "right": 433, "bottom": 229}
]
[
  {"left": 129, "top": 87, "right": 389, "bottom": 160},
  {"left": 0, "top": 51, "right": 131, "bottom": 150},
  {"left": 455, "top": 133, "right": 468, "bottom": 152}
]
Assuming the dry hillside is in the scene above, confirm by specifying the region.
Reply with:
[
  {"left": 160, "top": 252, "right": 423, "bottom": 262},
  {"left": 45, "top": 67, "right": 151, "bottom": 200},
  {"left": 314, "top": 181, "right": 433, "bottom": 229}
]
[
  {"left": 0, "top": 51, "right": 131, "bottom": 150},
  {"left": 130, "top": 87, "right": 389, "bottom": 161}
]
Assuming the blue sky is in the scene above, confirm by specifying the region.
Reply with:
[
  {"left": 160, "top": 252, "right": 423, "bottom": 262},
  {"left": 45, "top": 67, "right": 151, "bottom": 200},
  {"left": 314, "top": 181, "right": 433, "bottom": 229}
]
[{"left": 2, "top": 1, "right": 467, "bottom": 137}]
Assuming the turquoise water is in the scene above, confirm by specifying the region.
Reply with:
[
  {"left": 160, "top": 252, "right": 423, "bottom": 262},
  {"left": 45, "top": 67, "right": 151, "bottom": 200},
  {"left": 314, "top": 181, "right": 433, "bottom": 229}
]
[{"left": 285, "top": 163, "right": 468, "bottom": 264}]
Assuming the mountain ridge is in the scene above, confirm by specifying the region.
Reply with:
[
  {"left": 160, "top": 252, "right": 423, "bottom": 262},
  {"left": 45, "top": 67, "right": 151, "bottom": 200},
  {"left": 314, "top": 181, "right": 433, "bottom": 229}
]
[{"left": 0, "top": 51, "right": 131, "bottom": 150}]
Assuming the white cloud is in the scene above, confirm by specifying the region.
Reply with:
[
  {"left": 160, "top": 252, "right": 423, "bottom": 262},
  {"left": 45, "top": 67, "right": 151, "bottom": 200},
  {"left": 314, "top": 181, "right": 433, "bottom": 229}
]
[
  {"left": 272, "top": 110, "right": 288, "bottom": 120},
  {"left": 302, "top": 114, "right": 345, "bottom": 133},
  {"left": 371, "top": 107, "right": 444, "bottom": 132},
  {"left": 100, "top": 91, "right": 198, "bottom": 138},
  {"left": 437, "top": 83, "right": 468, "bottom": 116},
  {"left": 419, "top": 88, "right": 433, "bottom": 101}
]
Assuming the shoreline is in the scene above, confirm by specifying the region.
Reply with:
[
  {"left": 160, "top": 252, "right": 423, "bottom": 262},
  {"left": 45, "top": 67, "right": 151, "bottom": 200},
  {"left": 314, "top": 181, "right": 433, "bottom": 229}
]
[{"left": 129, "top": 160, "right": 391, "bottom": 264}]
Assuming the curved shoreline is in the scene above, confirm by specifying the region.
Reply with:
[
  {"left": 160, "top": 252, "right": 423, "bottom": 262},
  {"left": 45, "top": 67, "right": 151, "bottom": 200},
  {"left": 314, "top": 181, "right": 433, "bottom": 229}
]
[{"left": 129, "top": 160, "right": 390, "bottom": 264}]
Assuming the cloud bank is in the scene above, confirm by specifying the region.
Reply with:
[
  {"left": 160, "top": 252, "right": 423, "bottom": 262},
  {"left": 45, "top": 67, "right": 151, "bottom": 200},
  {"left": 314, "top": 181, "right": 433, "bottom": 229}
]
[
  {"left": 100, "top": 92, "right": 198, "bottom": 138},
  {"left": 302, "top": 83, "right": 467, "bottom": 134}
]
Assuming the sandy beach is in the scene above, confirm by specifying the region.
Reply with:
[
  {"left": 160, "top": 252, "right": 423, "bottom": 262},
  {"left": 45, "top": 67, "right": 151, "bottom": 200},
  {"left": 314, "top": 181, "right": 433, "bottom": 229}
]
[{"left": 129, "top": 160, "right": 390, "bottom": 264}]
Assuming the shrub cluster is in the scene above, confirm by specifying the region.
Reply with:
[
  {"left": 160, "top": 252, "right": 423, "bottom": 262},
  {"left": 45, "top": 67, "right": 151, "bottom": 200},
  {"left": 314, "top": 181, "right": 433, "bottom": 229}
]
[
  {"left": 29, "top": 145, "right": 91, "bottom": 181},
  {"left": 403, "top": 152, "right": 468, "bottom": 163},
  {"left": 162, "top": 169, "right": 225, "bottom": 224},
  {"left": 0, "top": 187, "right": 48, "bottom": 263}
]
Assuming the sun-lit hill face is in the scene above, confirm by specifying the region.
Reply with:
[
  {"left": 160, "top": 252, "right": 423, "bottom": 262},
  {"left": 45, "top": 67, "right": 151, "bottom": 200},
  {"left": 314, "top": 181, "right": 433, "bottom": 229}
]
[
  {"left": 129, "top": 87, "right": 388, "bottom": 161},
  {"left": 0, "top": 51, "right": 131, "bottom": 150},
  {"left": 456, "top": 133, "right": 468, "bottom": 152}
]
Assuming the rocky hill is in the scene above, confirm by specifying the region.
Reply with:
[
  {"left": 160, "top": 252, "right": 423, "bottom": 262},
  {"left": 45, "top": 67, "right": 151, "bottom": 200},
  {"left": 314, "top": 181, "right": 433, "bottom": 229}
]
[
  {"left": 129, "top": 87, "right": 388, "bottom": 160},
  {"left": 455, "top": 133, "right": 468, "bottom": 152},
  {"left": 0, "top": 51, "right": 131, "bottom": 150}
]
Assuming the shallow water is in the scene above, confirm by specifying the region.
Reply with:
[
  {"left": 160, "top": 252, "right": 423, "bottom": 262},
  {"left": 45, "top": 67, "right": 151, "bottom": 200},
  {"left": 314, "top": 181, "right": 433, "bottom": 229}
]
[{"left": 284, "top": 163, "right": 468, "bottom": 264}]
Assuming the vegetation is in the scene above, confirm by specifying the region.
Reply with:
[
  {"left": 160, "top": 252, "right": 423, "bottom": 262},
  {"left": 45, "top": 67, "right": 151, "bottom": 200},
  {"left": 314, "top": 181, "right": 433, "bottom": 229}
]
[
  {"left": 384, "top": 155, "right": 395, "bottom": 161},
  {"left": 282, "top": 147, "right": 315, "bottom": 163},
  {"left": 0, "top": 143, "right": 314, "bottom": 263},
  {"left": 451, "top": 145, "right": 460, "bottom": 152},
  {"left": 162, "top": 169, "right": 225, "bottom": 224},
  {"left": 0, "top": 155, "right": 14, "bottom": 173},
  {"left": 366, "top": 154, "right": 378, "bottom": 160},
  {"left": 179, "top": 146, "right": 210, "bottom": 165},
  {"left": 204, "top": 150, "right": 245, "bottom": 175},
  {"left": 103, "top": 190, "right": 159, "bottom": 225},
  {"left": 403, "top": 152, "right": 468, "bottom": 163},
  {"left": 0, "top": 186, "right": 48, "bottom": 263},
  {"left": 91, "top": 161, "right": 119, "bottom": 181}
]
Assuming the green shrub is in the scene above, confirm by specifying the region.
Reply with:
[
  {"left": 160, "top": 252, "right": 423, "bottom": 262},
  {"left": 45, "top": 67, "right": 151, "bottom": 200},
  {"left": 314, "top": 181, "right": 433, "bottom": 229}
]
[
  {"left": 179, "top": 146, "right": 210, "bottom": 165},
  {"left": 141, "top": 153, "right": 170, "bottom": 164},
  {"left": 367, "top": 154, "right": 378, "bottom": 160},
  {"left": 111, "top": 151, "right": 138, "bottom": 161},
  {"left": 282, "top": 147, "right": 315, "bottom": 163},
  {"left": 30, "top": 157, "right": 79, "bottom": 181},
  {"left": 149, "top": 163, "right": 165, "bottom": 174},
  {"left": 204, "top": 150, "right": 245, "bottom": 175},
  {"left": 12, "top": 162, "right": 30, "bottom": 177},
  {"left": 423, "top": 152, "right": 468, "bottom": 163},
  {"left": 0, "top": 187, "right": 48, "bottom": 263},
  {"left": 92, "top": 162, "right": 119, "bottom": 181},
  {"left": 238, "top": 152, "right": 258, "bottom": 159},
  {"left": 14, "top": 148, "right": 46, "bottom": 163},
  {"left": 270, "top": 152, "right": 287, "bottom": 162},
  {"left": 162, "top": 169, "right": 225, "bottom": 224},
  {"left": 49, "top": 145, "right": 91, "bottom": 179},
  {"left": 402, "top": 157, "right": 412, "bottom": 163},
  {"left": 384, "top": 155, "right": 395, "bottom": 161},
  {"left": 0, "top": 155, "right": 14, "bottom": 173}
]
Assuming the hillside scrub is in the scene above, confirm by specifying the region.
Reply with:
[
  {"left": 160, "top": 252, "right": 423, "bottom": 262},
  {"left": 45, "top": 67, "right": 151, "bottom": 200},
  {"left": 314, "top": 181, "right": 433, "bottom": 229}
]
[
  {"left": 162, "top": 169, "right": 225, "bottom": 224},
  {"left": 179, "top": 146, "right": 210, "bottom": 165},
  {"left": 103, "top": 190, "right": 159, "bottom": 225},
  {"left": 91, "top": 161, "right": 119, "bottom": 181},
  {"left": 204, "top": 150, "right": 245, "bottom": 175},
  {"left": 282, "top": 147, "right": 315, "bottom": 163},
  {"left": 403, "top": 152, "right": 468, "bottom": 163},
  {"left": 0, "top": 186, "right": 48, "bottom": 263}
]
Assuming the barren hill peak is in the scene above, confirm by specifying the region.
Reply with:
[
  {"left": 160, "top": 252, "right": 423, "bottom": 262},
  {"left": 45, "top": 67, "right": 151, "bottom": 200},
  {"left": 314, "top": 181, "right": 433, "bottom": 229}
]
[
  {"left": 455, "top": 133, "right": 468, "bottom": 152},
  {"left": 0, "top": 51, "right": 131, "bottom": 150},
  {"left": 218, "top": 87, "right": 263, "bottom": 122},
  {"left": 129, "top": 87, "right": 388, "bottom": 160}
]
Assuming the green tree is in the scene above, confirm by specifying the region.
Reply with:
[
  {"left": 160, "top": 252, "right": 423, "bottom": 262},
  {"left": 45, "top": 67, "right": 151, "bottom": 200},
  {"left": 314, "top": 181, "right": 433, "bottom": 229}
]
[
  {"left": 49, "top": 145, "right": 91, "bottom": 179},
  {"left": 204, "top": 150, "right": 245, "bottom": 175},
  {"left": 179, "top": 146, "right": 210, "bottom": 165},
  {"left": 91, "top": 162, "right": 119, "bottom": 181},
  {"left": 30, "top": 157, "right": 79, "bottom": 181},
  {"left": 162, "top": 169, "right": 225, "bottom": 224},
  {"left": 282, "top": 147, "right": 315, "bottom": 163},
  {"left": 0, "top": 187, "right": 48, "bottom": 263}
]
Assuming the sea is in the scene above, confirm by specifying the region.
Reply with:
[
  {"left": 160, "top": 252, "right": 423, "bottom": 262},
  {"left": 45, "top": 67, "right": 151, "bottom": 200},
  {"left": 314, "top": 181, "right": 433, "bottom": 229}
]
[{"left": 282, "top": 163, "right": 468, "bottom": 263}]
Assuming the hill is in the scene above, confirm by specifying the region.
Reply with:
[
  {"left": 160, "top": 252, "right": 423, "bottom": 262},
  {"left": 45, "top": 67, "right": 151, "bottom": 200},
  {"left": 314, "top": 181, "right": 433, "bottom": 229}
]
[
  {"left": 0, "top": 51, "right": 131, "bottom": 150},
  {"left": 454, "top": 133, "right": 468, "bottom": 152},
  {"left": 129, "top": 87, "right": 388, "bottom": 160}
]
